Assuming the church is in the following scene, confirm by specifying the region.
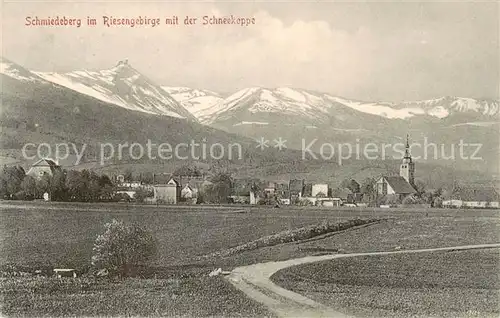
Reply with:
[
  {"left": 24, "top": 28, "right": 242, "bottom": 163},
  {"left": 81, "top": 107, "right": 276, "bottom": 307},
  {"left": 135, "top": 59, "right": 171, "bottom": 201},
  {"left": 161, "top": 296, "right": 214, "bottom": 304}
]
[{"left": 375, "top": 135, "right": 417, "bottom": 200}]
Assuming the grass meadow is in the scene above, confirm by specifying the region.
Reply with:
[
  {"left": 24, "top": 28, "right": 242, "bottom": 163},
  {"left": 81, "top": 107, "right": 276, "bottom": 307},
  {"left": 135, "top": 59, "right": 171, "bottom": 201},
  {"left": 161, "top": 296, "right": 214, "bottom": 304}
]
[
  {"left": 272, "top": 248, "right": 500, "bottom": 317},
  {"left": 1, "top": 201, "right": 499, "bottom": 317}
]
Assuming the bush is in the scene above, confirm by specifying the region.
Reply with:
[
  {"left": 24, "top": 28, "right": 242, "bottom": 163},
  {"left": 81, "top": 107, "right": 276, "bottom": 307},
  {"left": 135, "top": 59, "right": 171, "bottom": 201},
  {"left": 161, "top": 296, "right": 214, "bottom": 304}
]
[
  {"left": 402, "top": 195, "right": 418, "bottom": 205},
  {"left": 91, "top": 219, "right": 157, "bottom": 277},
  {"left": 433, "top": 196, "right": 443, "bottom": 208}
]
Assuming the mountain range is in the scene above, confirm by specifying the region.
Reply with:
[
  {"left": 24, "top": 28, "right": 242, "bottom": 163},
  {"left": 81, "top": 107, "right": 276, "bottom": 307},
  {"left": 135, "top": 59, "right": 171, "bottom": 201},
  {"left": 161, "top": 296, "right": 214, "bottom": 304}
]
[{"left": 1, "top": 57, "right": 498, "bottom": 185}]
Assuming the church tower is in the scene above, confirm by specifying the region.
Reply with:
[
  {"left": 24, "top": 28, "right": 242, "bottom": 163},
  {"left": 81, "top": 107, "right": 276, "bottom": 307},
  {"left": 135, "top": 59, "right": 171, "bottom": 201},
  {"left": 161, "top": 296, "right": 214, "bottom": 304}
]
[{"left": 400, "top": 134, "right": 415, "bottom": 186}]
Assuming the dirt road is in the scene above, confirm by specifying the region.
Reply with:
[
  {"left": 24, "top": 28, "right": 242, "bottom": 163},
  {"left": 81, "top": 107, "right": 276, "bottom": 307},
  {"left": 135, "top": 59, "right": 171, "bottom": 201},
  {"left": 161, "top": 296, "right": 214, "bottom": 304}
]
[{"left": 225, "top": 243, "right": 500, "bottom": 318}]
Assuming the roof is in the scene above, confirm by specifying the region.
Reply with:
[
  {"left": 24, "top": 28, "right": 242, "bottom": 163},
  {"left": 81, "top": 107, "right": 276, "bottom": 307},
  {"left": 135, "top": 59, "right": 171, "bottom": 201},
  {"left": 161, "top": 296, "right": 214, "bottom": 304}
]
[
  {"left": 447, "top": 186, "right": 500, "bottom": 202},
  {"left": 384, "top": 176, "right": 416, "bottom": 194},
  {"left": 153, "top": 173, "right": 173, "bottom": 185},
  {"left": 32, "top": 158, "right": 59, "bottom": 167},
  {"left": 153, "top": 174, "right": 179, "bottom": 186}
]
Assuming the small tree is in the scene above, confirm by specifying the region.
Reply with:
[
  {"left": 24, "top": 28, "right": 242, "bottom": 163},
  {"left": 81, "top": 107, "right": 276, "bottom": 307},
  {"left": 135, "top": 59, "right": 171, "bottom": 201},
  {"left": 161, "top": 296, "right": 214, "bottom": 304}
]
[
  {"left": 360, "top": 178, "right": 376, "bottom": 195},
  {"left": 21, "top": 175, "right": 38, "bottom": 200},
  {"left": 91, "top": 219, "right": 157, "bottom": 277},
  {"left": 134, "top": 187, "right": 152, "bottom": 203},
  {"left": 206, "top": 172, "right": 233, "bottom": 203},
  {"left": 341, "top": 178, "right": 360, "bottom": 193}
]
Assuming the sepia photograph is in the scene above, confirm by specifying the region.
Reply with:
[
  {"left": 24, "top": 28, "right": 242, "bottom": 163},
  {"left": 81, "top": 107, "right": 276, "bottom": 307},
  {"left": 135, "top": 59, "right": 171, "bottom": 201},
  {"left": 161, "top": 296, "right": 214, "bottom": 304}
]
[{"left": 1, "top": 0, "right": 499, "bottom": 317}]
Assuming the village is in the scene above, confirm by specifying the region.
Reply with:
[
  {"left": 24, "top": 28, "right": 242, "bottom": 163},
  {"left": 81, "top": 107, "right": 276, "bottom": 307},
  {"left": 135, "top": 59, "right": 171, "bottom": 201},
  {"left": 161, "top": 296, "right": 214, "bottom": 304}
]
[{"left": 8, "top": 137, "right": 499, "bottom": 209}]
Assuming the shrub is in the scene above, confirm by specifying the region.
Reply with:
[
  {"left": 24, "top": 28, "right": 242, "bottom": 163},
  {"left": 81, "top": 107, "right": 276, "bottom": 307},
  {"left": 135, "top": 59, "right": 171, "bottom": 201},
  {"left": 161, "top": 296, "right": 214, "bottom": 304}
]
[
  {"left": 433, "top": 196, "right": 443, "bottom": 208},
  {"left": 402, "top": 195, "right": 417, "bottom": 205},
  {"left": 383, "top": 194, "right": 401, "bottom": 206},
  {"left": 91, "top": 219, "right": 157, "bottom": 277}
]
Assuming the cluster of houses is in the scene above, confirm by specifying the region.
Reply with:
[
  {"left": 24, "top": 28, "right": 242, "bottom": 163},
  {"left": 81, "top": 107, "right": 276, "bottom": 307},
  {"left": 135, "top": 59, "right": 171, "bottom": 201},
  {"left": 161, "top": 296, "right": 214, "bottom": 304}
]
[{"left": 24, "top": 137, "right": 500, "bottom": 208}]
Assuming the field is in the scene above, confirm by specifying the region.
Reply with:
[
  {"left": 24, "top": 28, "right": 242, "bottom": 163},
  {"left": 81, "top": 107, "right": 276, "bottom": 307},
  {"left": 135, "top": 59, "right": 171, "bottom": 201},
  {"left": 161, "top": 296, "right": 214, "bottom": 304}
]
[
  {"left": 1, "top": 276, "right": 273, "bottom": 317},
  {"left": 1, "top": 201, "right": 499, "bottom": 317},
  {"left": 272, "top": 249, "right": 500, "bottom": 317}
]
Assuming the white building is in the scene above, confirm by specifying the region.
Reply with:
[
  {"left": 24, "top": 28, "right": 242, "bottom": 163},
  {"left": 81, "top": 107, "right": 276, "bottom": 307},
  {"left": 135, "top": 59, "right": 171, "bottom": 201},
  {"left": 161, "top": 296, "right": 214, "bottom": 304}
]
[{"left": 312, "top": 184, "right": 328, "bottom": 197}]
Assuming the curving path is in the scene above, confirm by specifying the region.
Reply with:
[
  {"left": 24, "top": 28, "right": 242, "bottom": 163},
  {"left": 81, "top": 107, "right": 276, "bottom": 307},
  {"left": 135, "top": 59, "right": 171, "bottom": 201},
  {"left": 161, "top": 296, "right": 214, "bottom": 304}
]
[{"left": 224, "top": 243, "right": 500, "bottom": 318}]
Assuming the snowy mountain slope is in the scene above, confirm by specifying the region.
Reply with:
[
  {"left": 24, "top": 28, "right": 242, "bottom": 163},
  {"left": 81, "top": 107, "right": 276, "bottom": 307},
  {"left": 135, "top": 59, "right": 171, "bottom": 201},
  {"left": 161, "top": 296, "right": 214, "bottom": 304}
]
[
  {"left": 0, "top": 57, "right": 43, "bottom": 83},
  {"left": 34, "top": 60, "right": 196, "bottom": 120},
  {"left": 400, "top": 96, "right": 499, "bottom": 116},
  {"left": 161, "top": 86, "right": 223, "bottom": 118},
  {"left": 197, "top": 87, "right": 499, "bottom": 125},
  {"left": 197, "top": 87, "right": 334, "bottom": 125}
]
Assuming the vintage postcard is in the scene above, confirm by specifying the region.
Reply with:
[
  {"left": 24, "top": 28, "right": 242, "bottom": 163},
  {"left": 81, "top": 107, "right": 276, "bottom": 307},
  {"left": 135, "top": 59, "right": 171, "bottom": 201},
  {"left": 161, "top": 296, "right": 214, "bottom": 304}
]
[{"left": 1, "top": 0, "right": 499, "bottom": 317}]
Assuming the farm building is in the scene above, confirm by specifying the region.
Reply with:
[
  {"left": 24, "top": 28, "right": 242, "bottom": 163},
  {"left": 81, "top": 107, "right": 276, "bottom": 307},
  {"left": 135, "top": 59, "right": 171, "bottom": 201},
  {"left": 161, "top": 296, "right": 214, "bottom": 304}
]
[
  {"left": 26, "top": 158, "right": 61, "bottom": 179},
  {"left": 178, "top": 177, "right": 211, "bottom": 203},
  {"left": 181, "top": 184, "right": 195, "bottom": 200},
  {"left": 443, "top": 186, "right": 500, "bottom": 208},
  {"left": 312, "top": 184, "right": 328, "bottom": 197},
  {"left": 153, "top": 176, "right": 180, "bottom": 204}
]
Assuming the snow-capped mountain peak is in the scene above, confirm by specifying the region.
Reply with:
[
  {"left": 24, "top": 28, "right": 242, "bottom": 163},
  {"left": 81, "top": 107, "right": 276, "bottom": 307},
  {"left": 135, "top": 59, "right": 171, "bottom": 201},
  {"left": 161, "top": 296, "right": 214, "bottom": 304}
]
[
  {"left": 187, "top": 86, "right": 499, "bottom": 127},
  {"left": 34, "top": 61, "right": 196, "bottom": 120}
]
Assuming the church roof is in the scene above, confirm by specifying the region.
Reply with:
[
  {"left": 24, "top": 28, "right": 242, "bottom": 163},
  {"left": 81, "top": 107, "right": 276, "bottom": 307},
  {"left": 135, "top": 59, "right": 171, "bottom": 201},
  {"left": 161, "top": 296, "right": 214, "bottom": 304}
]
[{"left": 384, "top": 176, "right": 416, "bottom": 194}]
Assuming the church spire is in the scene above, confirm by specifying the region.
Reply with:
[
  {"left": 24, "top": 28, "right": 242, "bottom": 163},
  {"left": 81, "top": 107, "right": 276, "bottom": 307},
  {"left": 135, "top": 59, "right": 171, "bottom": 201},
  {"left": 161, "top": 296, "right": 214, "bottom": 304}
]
[
  {"left": 400, "top": 133, "right": 415, "bottom": 186},
  {"left": 404, "top": 134, "right": 411, "bottom": 159}
]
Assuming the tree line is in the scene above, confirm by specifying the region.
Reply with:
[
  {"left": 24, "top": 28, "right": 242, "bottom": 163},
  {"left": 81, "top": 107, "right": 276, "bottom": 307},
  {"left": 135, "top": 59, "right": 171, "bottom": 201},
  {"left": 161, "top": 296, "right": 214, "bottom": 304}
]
[{"left": 0, "top": 165, "right": 114, "bottom": 202}]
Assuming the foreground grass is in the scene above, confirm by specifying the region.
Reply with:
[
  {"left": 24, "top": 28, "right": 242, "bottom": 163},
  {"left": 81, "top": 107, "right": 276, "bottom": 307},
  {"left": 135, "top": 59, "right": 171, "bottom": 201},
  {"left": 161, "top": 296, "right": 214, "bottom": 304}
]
[
  {"left": 1, "top": 275, "right": 273, "bottom": 317},
  {"left": 272, "top": 248, "right": 500, "bottom": 317},
  {"left": 218, "top": 215, "right": 500, "bottom": 267},
  {"left": 0, "top": 203, "right": 366, "bottom": 269}
]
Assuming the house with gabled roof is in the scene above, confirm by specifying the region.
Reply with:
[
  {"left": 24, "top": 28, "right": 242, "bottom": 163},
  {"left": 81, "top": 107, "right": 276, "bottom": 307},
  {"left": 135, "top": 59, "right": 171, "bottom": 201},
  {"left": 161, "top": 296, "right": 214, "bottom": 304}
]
[
  {"left": 153, "top": 175, "right": 180, "bottom": 204},
  {"left": 26, "top": 158, "right": 61, "bottom": 179}
]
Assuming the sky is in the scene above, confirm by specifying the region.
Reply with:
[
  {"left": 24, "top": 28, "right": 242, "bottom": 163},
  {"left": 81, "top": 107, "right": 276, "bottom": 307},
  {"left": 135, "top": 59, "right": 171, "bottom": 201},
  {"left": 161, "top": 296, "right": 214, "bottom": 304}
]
[{"left": 2, "top": 0, "right": 499, "bottom": 101}]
